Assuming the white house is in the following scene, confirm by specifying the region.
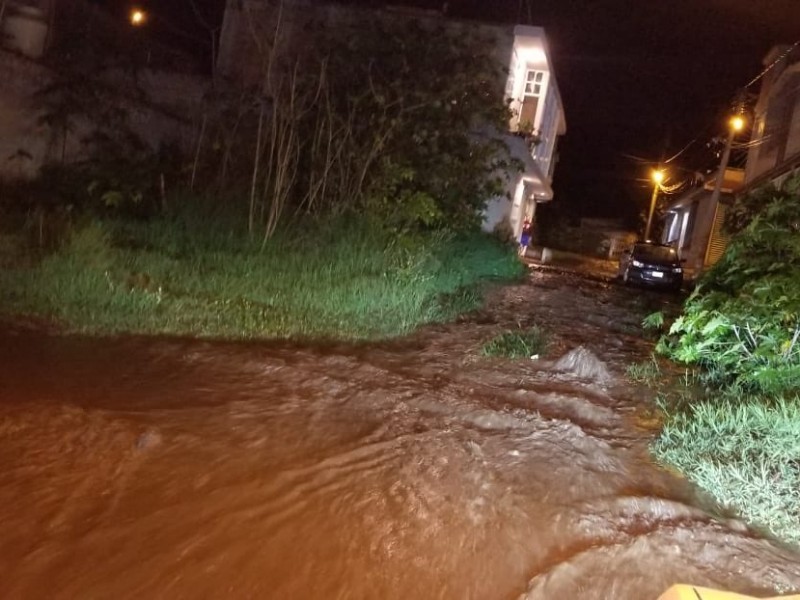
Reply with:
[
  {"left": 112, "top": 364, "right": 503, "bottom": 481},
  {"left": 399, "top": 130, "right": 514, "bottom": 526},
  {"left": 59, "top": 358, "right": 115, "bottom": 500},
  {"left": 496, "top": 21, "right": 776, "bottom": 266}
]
[{"left": 483, "top": 26, "right": 567, "bottom": 240}]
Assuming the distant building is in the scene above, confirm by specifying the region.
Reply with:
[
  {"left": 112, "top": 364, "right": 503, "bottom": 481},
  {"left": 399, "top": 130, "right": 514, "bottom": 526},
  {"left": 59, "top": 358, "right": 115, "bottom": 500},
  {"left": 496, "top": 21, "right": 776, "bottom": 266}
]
[
  {"left": 216, "top": 1, "right": 566, "bottom": 239},
  {"left": 0, "top": 0, "right": 53, "bottom": 59},
  {"left": 660, "top": 44, "right": 800, "bottom": 278},
  {"left": 661, "top": 168, "right": 744, "bottom": 278},
  {"left": 743, "top": 44, "right": 800, "bottom": 190}
]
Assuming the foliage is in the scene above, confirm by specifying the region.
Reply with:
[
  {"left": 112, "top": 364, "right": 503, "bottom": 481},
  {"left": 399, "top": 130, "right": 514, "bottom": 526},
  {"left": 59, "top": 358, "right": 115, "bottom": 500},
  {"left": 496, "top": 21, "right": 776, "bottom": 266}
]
[
  {"left": 723, "top": 177, "right": 800, "bottom": 236},
  {"left": 656, "top": 176, "right": 800, "bottom": 394},
  {"left": 191, "top": 13, "right": 515, "bottom": 240},
  {"left": 321, "top": 16, "right": 514, "bottom": 231},
  {"left": 26, "top": 0, "right": 188, "bottom": 225},
  {"left": 0, "top": 211, "right": 523, "bottom": 340},
  {"left": 35, "top": 0, "right": 152, "bottom": 163},
  {"left": 642, "top": 311, "right": 665, "bottom": 330},
  {"left": 626, "top": 354, "right": 661, "bottom": 385},
  {"left": 481, "top": 326, "right": 548, "bottom": 358},
  {"left": 653, "top": 395, "right": 800, "bottom": 546}
]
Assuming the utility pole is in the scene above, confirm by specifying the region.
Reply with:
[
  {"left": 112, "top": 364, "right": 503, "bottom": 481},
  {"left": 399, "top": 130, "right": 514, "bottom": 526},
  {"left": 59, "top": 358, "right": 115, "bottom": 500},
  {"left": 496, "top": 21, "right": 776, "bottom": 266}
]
[
  {"left": 702, "top": 115, "right": 745, "bottom": 267},
  {"left": 644, "top": 169, "right": 664, "bottom": 241}
]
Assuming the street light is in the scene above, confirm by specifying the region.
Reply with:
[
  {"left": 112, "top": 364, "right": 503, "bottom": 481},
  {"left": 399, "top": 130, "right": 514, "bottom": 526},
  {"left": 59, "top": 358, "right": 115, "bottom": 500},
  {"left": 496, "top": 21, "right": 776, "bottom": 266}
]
[
  {"left": 644, "top": 168, "right": 665, "bottom": 241},
  {"left": 129, "top": 8, "right": 147, "bottom": 26},
  {"left": 702, "top": 114, "right": 746, "bottom": 266}
]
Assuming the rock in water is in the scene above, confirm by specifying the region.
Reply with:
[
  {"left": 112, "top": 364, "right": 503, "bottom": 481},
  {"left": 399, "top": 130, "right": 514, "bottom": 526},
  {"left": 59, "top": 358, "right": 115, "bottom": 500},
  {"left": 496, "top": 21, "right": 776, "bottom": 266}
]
[{"left": 553, "top": 346, "right": 612, "bottom": 383}]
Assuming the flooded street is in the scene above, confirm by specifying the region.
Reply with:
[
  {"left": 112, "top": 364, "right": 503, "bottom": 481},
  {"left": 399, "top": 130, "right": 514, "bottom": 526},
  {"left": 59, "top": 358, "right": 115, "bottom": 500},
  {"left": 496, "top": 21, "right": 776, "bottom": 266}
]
[{"left": 1, "top": 270, "right": 799, "bottom": 600}]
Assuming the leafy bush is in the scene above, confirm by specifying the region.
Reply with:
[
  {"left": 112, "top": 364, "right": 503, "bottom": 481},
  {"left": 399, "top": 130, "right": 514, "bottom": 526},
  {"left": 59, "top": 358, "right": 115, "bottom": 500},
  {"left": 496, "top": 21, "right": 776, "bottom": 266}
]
[{"left": 656, "top": 176, "right": 800, "bottom": 394}]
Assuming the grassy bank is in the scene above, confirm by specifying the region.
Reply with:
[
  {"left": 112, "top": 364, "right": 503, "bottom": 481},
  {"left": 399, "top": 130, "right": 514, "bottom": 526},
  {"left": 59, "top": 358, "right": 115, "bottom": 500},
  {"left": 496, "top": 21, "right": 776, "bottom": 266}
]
[
  {"left": 0, "top": 215, "right": 524, "bottom": 340},
  {"left": 652, "top": 394, "right": 800, "bottom": 546},
  {"left": 628, "top": 355, "right": 800, "bottom": 546}
]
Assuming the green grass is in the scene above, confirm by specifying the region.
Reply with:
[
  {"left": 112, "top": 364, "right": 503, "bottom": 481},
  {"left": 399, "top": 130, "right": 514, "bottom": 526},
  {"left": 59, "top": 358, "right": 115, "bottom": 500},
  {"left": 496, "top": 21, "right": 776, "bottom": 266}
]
[
  {"left": 0, "top": 216, "right": 524, "bottom": 340},
  {"left": 626, "top": 355, "right": 662, "bottom": 385},
  {"left": 632, "top": 340, "right": 800, "bottom": 548},
  {"left": 653, "top": 395, "right": 800, "bottom": 547},
  {"left": 481, "top": 326, "right": 548, "bottom": 358}
]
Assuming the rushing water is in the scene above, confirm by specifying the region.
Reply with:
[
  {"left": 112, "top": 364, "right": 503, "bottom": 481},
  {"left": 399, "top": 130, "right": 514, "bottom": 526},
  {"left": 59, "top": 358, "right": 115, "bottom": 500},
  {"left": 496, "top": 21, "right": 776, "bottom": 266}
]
[{"left": 1, "top": 271, "right": 799, "bottom": 600}]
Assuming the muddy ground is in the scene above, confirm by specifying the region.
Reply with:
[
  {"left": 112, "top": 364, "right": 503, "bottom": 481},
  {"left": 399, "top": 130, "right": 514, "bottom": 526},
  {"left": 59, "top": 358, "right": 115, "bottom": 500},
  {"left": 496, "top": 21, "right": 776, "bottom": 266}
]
[{"left": 1, "top": 269, "right": 798, "bottom": 599}]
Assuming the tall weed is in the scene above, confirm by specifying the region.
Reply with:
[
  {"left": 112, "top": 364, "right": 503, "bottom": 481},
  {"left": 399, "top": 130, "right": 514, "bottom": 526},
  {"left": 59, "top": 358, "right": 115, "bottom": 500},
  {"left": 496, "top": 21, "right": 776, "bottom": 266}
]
[{"left": 0, "top": 215, "right": 522, "bottom": 340}]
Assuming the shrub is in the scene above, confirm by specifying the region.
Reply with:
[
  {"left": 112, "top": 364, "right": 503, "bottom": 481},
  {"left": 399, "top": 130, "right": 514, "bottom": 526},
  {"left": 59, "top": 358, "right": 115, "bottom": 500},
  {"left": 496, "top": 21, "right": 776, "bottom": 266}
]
[{"left": 656, "top": 176, "right": 800, "bottom": 395}]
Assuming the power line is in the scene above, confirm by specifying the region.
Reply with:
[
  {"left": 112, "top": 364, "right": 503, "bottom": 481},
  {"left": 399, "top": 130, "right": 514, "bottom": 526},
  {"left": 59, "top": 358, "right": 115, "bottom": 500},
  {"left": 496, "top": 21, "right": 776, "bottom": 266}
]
[{"left": 743, "top": 40, "right": 800, "bottom": 90}]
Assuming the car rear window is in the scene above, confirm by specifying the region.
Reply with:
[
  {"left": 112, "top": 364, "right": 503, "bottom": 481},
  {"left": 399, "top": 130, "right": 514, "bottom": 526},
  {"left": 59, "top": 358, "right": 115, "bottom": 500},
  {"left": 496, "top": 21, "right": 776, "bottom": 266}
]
[{"left": 634, "top": 244, "right": 677, "bottom": 261}]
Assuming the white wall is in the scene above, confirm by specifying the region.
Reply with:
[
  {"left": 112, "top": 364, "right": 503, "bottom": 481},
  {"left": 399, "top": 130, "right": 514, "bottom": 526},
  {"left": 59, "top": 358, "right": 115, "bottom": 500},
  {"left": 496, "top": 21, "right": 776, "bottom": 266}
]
[{"left": 0, "top": 50, "right": 204, "bottom": 180}]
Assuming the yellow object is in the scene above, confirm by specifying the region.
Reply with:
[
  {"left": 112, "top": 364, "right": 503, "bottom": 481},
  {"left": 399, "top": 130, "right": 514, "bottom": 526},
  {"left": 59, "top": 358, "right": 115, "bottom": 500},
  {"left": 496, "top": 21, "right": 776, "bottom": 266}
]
[{"left": 658, "top": 585, "right": 800, "bottom": 600}]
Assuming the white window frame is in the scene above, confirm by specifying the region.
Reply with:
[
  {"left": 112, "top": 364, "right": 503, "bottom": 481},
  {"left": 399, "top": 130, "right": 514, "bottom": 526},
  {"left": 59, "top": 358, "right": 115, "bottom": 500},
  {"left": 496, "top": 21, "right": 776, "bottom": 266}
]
[{"left": 523, "top": 69, "right": 546, "bottom": 98}]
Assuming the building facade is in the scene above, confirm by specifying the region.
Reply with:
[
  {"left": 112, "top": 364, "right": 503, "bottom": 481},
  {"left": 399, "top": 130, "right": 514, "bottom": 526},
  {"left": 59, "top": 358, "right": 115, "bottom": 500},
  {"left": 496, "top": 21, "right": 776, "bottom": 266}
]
[
  {"left": 661, "top": 45, "right": 800, "bottom": 278},
  {"left": 484, "top": 25, "right": 566, "bottom": 241},
  {"left": 660, "top": 168, "right": 743, "bottom": 277},
  {"left": 744, "top": 44, "right": 800, "bottom": 190}
]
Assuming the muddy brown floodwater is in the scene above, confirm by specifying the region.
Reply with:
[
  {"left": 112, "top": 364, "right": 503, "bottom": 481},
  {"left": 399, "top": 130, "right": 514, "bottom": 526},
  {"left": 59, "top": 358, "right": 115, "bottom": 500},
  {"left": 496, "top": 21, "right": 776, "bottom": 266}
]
[{"left": 1, "top": 270, "right": 799, "bottom": 600}]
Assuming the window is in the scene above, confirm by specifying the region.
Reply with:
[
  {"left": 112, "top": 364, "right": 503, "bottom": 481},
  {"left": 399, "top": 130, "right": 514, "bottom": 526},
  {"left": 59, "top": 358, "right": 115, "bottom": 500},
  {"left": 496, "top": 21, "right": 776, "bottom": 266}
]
[
  {"left": 682, "top": 201, "right": 699, "bottom": 250},
  {"left": 524, "top": 70, "right": 545, "bottom": 97},
  {"left": 663, "top": 212, "right": 681, "bottom": 245},
  {"left": 518, "top": 70, "right": 547, "bottom": 134},
  {"left": 633, "top": 244, "right": 678, "bottom": 262}
]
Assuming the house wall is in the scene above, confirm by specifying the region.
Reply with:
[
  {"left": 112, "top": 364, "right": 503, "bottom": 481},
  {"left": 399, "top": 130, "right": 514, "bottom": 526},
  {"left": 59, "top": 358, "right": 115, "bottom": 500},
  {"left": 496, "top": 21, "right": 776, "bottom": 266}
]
[
  {"left": 745, "top": 47, "right": 800, "bottom": 187},
  {"left": 0, "top": 48, "right": 205, "bottom": 180},
  {"left": 502, "top": 26, "right": 565, "bottom": 242},
  {"left": 217, "top": 1, "right": 515, "bottom": 90},
  {"left": 661, "top": 187, "right": 734, "bottom": 277}
]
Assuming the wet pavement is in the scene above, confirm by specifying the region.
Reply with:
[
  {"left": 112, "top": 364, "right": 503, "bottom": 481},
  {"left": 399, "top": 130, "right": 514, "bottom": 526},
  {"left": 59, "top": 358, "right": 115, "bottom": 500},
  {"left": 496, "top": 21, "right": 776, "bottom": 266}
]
[{"left": 1, "top": 270, "right": 798, "bottom": 599}]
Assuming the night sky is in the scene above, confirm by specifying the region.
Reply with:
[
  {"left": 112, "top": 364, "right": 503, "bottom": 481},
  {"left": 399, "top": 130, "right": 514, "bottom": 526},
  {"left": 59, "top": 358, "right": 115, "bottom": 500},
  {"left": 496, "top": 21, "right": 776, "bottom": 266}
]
[{"left": 109, "top": 0, "right": 800, "bottom": 221}]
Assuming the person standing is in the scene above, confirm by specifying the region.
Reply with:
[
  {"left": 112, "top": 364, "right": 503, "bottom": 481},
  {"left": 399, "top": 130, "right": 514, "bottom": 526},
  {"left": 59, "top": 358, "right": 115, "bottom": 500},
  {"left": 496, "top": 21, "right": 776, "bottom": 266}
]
[{"left": 519, "top": 219, "right": 532, "bottom": 257}]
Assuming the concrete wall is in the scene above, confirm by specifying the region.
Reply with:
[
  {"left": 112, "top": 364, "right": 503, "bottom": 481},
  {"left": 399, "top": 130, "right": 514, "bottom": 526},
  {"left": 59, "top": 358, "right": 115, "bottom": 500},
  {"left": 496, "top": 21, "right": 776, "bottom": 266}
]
[
  {"left": 0, "top": 50, "right": 51, "bottom": 178},
  {"left": 745, "top": 47, "right": 800, "bottom": 187},
  {"left": 217, "top": 0, "right": 515, "bottom": 89},
  {"left": 0, "top": 48, "right": 207, "bottom": 180}
]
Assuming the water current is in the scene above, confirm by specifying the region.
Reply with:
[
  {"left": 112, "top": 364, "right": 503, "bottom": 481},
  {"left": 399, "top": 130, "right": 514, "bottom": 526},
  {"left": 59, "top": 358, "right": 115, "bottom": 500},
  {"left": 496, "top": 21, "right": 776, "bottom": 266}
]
[{"left": 1, "top": 270, "right": 799, "bottom": 599}]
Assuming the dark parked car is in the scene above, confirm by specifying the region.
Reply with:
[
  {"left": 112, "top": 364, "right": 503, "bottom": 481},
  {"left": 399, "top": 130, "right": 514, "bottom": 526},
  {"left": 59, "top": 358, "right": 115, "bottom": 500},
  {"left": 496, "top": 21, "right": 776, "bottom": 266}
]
[{"left": 618, "top": 242, "right": 684, "bottom": 291}]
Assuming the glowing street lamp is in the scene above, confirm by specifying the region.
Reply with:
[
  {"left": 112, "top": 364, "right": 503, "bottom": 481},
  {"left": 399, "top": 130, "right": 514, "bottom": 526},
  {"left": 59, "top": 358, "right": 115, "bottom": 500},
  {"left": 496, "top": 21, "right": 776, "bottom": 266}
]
[
  {"left": 702, "top": 113, "right": 747, "bottom": 265},
  {"left": 129, "top": 8, "right": 147, "bottom": 26},
  {"left": 644, "top": 168, "right": 665, "bottom": 241}
]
